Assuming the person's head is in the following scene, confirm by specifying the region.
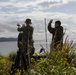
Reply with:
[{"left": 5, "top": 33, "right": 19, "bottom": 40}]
[
  {"left": 55, "top": 20, "right": 61, "bottom": 27},
  {"left": 25, "top": 18, "right": 32, "bottom": 25}
]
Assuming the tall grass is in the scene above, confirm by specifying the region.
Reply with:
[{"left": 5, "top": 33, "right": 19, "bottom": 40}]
[
  {"left": 8, "top": 52, "right": 17, "bottom": 62},
  {"left": 0, "top": 38, "right": 76, "bottom": 75},
  {"left": 29, "top": 38, "right": 76, "bottom": 75}
]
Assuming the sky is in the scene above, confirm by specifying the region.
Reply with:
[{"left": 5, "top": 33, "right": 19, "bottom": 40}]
[{"left": 0, "top": 0, "right": 76, "bottom": 41}]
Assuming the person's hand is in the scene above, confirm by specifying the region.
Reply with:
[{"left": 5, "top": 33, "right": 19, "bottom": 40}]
[{"left": 17, "top": 24, "right": 20, "bottom": 27}]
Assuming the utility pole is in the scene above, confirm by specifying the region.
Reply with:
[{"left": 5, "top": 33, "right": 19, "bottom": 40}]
[{"left": 44, "top": 18, "right": 47, "bottom": 51}]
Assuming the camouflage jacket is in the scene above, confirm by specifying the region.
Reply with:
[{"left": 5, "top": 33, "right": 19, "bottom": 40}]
[
  {"left": 48, "top": 22, "right": 63, "bottom": 46},
  {"left": 17, "top": 25, "right": 34, "bottom": 44},
  {"left": 17, "top": 32, "right": 23, "bottom": 47}
]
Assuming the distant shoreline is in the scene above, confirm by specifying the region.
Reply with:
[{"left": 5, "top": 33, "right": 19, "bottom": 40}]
[
  {"left": 0, "top": 37, "right": 51, "bottom": 42},
  {"left": 0, "top": 37, "right": 17, "bottom": 42}
]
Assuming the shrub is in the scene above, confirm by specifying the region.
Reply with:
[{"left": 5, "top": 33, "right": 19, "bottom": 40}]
[{"left": 8, "top": 52, "right": 17, "bottom": 62}]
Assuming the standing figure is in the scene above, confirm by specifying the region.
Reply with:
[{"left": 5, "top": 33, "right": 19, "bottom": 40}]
[
  {"left": 48, "top": 20, "right": 63, "bottom": 50},
  {"left": 10, "top": 31, "right": 23, "bottom": 75},
  {"left": 17, "top": 18, "right": 35, "bottom": 67},
  {"left": 17, "top": 31, "right": 23, "bottom": 50}
]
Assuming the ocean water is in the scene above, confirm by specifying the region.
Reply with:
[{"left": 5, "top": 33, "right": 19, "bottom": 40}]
[
  {"left": 0, "top": 41, "right": 17, "bottom": 56},
  {"left": 0, "top": 41, "right": 50, "bottom": 56}
]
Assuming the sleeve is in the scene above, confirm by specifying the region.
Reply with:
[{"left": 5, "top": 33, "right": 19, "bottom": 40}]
[
  {"left": 31, "top": 27, "right": 34, "bottom": 38},
  {"left": 17, "top": 27, "right": 23, "bottom": 31},
  {"left": 30, "top": 26, "right": 34, "bottom": 35},
  {"left": 32, "top": 28, "right": 34, "bottom": 34},
  {"left": 47, "top": 22, "right": 55, "bottom": 34},
  {"left": 28, "top": 26, "right": 34, "bottom": 40}
]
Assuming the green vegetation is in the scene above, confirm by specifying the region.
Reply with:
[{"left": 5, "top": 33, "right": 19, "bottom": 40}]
[
  {"left": 30, "top": 45, "right": 76, "bottom": 75},
  {"left": 0, "top": 54, "right": 12, "bottom": 75},
  {"left": 0, "top": 39, "right": 76, "bottom": 75},
  {"left": 8, "top": 52, "right": 17, "bottom": 62}
]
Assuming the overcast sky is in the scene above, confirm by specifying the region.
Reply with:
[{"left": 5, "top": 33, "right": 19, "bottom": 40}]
[{"left": 0, "top": 0, "right": 76, "bottom": 41}]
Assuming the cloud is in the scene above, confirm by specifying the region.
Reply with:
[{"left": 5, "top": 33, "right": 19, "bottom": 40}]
[
  {"left": 0, "top": 2, "right": 14, "bottom": 7},
  {"left": 0, "top": 0, "right": 76, "bottom": 40},
  {"left": 69, "top": 0, "right": 76, "bottom": 2},
  {"left": 0, "top": 10, "right": 76, "bottom": 24},
  {"left": 0, "top": 0, "right": 70, "bottom": 10}
]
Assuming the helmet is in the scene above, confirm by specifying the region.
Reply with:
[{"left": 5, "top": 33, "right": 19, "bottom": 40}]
[{"left": 25, "top": 18, "right": 32, "bottom": 24}]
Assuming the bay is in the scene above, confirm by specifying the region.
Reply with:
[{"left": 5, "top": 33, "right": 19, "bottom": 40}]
[{"left": 0, "top": 40, "right": 50, "bottom": 56}]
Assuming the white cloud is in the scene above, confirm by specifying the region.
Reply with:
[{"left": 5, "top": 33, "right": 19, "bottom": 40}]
[
  {"left": 0, "top": 0, "right": 70, "bottom": 10},
  {"left": 71, "top": 15, "right": 76, "bottom": 24},
  {"left": 10, "top": 0, "right": 16, "bottom": 1},
  {"left": 69, "top": 0, "right": 76, "bottom": 2},
  {"left": 0, "top": 0, "right": 76, "bottom": 40},
  {"left": 0, "top": 2, "right": 15, "bottom": 7}
]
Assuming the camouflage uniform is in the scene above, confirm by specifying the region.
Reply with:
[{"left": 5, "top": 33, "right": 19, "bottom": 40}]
[
  {"left": 48, "top": 21, "right": 63, "bottom": 50},
  {"left": 18, "top": 25, "right": 34, "bottom": 55},
  {"left": 17, "top": 24, "right": 35, "bottom": 68},
  {"left": 17, "top": 32, "right": 23, "bottom": 50}
]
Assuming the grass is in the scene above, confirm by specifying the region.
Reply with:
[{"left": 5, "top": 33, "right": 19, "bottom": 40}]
[
  {"left": 29, "top": 42, "right": 76, "bottom": 75},
  {"left": 0, "top": 38, "right": 76, "bottom": 75}
]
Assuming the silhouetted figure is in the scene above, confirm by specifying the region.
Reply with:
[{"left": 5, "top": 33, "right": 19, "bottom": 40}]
[
  {"left": 10, "top": 19, "right": 35, "bottom": 75},
  {"left": 10, "top": 31, "right": 27, "bottom": 75},
  {"left": 17, "top": 31, "right": 23, "bottom": 50},
  {"left": 14, "top": 31, "right": 23, "bottom": 69},
  {"left": 48, "top": 20, "right": 63, "bottom": 50},
  {"left": 17, "top": 18, "right": 35, "bottom": 67},
  {"left": 10, "top": 31, "right": 23, "bottom": 75}
]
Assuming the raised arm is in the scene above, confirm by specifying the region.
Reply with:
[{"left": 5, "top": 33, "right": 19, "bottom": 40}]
[
  {"left": 48, "top": 20, "right": 55, "bottom": 34},
  {"left": 17, "top": 24, "right": 23, "bottom": 31}
]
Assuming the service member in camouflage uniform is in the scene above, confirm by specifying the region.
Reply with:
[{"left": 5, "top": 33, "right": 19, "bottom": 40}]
[
  {"left": 48, "top": 20, "right": 63, "bottom": 50},
  {"left": 17, "top": 19, "right": 35, "bottom": 69}
]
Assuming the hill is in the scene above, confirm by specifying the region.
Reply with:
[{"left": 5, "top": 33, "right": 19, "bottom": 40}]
[{"left": 0, "top": 37, "right": 17, "bottom": 42}]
